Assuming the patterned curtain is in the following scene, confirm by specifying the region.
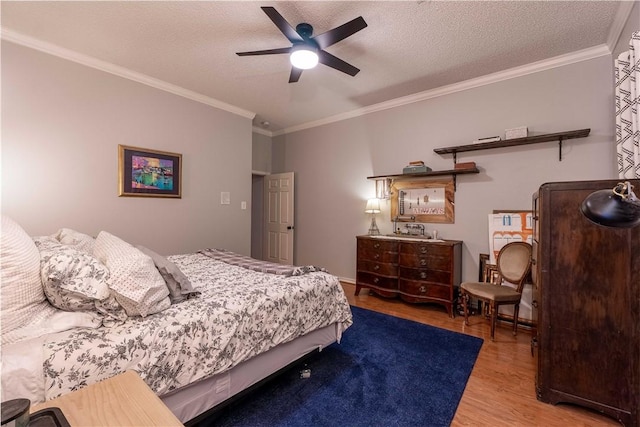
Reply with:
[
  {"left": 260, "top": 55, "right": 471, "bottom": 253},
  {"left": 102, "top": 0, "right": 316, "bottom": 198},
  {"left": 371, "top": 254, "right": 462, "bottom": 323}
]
[{"left": 616, "top": 31, "right": 640, "bottom": 179}]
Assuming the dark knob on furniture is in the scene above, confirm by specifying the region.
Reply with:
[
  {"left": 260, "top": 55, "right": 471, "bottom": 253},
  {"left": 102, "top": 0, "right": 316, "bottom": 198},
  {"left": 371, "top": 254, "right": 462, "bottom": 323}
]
[
  {"left": 420, "top": 259, "right": 427, "bottom": 266},
  {"left": 374, "top": 265, "right": 380, "bottom": 271},
  {"left": 374, "top": 243, "right": 380, "bottom": 249},
  {"left": 420, "top": 246, "right": 428, "bottom": 254},
  {"left": 374, "top": 253, "right": 380, "bottom": 259},
  {"left": 420, "top": 272, "right": 427, "bottom": 279},
  {"left": 419, "top": 286, "right": 426, "bottom": 293},
  {"left": 373, "top": 277, "right": 379, "bottom": 284}
]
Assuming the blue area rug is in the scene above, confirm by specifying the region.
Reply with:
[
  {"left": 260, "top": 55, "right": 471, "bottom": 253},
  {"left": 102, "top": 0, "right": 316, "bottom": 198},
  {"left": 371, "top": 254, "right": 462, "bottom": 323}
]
[{"left": 212, "top": 306, "right": 483, "bottom": 427}]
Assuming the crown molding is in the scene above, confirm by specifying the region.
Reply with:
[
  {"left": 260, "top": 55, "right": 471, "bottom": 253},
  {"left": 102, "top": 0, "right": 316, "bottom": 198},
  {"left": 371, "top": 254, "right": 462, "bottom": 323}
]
[
  {"left": 274, "top": 44, "right": 611, "bottom": 136},
  {"left": 1, "top": 28, "right": 256, "bottom": 120},
  {"left": 606, "top": 1, "right": 636, "bottom": 51},
  {"left": 252, "top": 126, "right": 273, "bottom": 137}
]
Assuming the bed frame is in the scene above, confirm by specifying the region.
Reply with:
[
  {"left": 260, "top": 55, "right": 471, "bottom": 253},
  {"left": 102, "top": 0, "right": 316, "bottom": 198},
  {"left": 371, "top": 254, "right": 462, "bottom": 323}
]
[{"left": 161, "top": 323, "right": 340, "bottom": 424}]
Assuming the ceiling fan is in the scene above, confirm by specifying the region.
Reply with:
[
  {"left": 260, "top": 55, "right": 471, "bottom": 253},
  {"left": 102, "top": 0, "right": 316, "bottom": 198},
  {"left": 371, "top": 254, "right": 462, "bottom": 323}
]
[{"left": 236, "top": 6, "right": 367, "bottom": 83}]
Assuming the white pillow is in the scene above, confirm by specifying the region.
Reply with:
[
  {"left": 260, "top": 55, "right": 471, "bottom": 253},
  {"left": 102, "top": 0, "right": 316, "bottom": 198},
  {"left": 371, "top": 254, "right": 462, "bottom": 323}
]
[
  {"left": 1, "top": 216, "right": 58, "bottom": 344},
  {"left": 93, "top": 231, "right": 170, "bottom": 317},
  {"left": 54, "top": 228, "right": 95, "bottom": 254}
]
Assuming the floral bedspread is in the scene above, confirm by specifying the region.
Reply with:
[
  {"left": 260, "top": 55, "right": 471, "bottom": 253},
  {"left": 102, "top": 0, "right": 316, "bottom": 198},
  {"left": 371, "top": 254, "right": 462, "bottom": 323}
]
[{"left": 42, "top": 253, "right": 352, "bottom": 400}]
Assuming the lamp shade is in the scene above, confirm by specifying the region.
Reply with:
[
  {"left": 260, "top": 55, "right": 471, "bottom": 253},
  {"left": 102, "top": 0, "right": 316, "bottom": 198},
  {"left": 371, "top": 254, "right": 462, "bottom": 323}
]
[
  {"left": 290, "top": 45, "right": 318, "bottom": 70},
  {"left": 365, "top": 198, "right": 381, "bottom": 214},
  {"left": 581, "top": 183, "right": 640, "bottom": 228}
]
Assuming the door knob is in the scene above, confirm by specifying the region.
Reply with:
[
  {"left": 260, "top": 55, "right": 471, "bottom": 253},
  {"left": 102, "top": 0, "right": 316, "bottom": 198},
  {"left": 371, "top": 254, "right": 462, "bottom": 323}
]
[{"left": 287, "top": 226, "right": 294, "bottom": 230}]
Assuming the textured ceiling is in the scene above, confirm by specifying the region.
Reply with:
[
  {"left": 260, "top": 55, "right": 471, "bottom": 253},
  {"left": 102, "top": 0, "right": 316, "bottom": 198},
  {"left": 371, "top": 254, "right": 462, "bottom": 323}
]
[{"left": 0, "top": 1, "right": 629, "bottom": 134}]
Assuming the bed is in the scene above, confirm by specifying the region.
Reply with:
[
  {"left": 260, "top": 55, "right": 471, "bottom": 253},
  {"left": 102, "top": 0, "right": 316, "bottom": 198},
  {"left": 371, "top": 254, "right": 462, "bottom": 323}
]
[{"left": 0, "top": 216, "right": 353, "bottom": 424}]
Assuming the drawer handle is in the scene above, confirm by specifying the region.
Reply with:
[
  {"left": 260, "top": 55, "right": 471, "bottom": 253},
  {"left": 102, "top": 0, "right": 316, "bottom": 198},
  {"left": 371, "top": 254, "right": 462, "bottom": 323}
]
[
  {"left": 420, "top": 272, "right": 427, "bottom": 279},
  {"left": 374, "top": 253, "right": 380, "bottom": 260},
  {"left": 373, "top": 277, "right": 379, "bottom": 284},
  {"left": 374, "top": 265, "right": 380, "bottom": 271},
  {"left": 419, "top": 286, "right": 426, "bottom": 293},
  {"left": 374, "top": 243, "right": 380, "bottom": 249},
  {"left": 420, "top": 246, "right": 428, "bottom": 254},
  {"left": 420, "top": 259, "right": 427, "bottom": 266}
]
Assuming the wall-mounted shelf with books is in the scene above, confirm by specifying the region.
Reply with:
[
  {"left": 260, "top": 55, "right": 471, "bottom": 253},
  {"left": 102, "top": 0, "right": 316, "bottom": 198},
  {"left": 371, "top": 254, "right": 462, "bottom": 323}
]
[{"left": 433, "top": 128, "right": 591, "bottom": 162}]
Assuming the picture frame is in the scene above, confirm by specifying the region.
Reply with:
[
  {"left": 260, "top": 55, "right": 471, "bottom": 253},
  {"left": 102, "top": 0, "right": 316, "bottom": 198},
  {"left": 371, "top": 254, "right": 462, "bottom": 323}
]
[
  {"left": 390, "top": 178, "right": 455, "bottom": 223},
  {"left": 118, "top": 145, "right": 182, "bottom": 198}
]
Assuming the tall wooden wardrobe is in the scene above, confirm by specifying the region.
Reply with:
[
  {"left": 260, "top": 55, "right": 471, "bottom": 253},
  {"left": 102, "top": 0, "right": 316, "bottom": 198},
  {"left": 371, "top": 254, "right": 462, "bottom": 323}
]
[{"left": 533, "top": 179, "right": 640, "bottom": 426}]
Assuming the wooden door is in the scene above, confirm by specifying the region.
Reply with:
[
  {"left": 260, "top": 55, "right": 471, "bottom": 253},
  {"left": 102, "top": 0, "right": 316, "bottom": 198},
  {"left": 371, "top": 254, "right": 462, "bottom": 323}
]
[{"left": 263, "top": 172, "right": 294, "bottom": 265}]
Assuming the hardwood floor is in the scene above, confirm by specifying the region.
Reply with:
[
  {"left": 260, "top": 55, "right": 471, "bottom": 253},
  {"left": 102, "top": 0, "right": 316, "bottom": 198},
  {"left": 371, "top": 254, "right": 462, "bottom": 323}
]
[{"left": 341, "top": 282, "right": 619, "bottom": 427}]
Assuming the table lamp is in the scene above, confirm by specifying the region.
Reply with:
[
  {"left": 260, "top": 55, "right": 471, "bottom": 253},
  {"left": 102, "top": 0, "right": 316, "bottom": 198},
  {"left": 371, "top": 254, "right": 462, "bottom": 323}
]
[
  {"left": 365, "top": 198, "right": 381, "bottom": 235},
  {"left": 581, "top": 181, "right": 640, "bottom": 228}
]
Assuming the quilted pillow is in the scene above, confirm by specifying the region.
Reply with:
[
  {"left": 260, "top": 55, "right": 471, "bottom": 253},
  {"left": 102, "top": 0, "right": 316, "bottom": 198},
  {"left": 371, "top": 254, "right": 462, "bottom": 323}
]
[
  {"left": 1, "top": 216, "right": 57, "bottom": 345},
  {"left": 93, "top": 231, "right": 170, "bottom": 317},
  {"left": 136, "top": 245, "right": 199, "bottom": 303},
  {"left": 54, "top": 228, "right": 95, "bottom": 254}
]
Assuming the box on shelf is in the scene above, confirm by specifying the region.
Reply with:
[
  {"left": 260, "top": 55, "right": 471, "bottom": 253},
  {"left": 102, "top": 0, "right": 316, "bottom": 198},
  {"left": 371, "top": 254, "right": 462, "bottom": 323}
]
[
  {"left": 402, "top": 165, "right": 432, "bottom": 174},
  {"left": 472, "top": 136, "right": 501, "bottom": 144},
  {"left": 454, "top": 161, "right": 476, "bottom": 170},
  {"left": 505, "top": 126, "right": 528, "bottom": 139}
]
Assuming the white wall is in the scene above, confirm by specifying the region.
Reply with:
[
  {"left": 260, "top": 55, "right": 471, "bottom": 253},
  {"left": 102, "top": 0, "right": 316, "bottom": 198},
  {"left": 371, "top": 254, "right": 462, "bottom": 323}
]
[
  {"left": 273, "top": 55, "right": 617, "bottom": 282},
  {"left": 1, "top": 41, "right": 253, "bottom": 256},
  {"left": 613, "top": 2, "right": 639, "bottom": 57}
]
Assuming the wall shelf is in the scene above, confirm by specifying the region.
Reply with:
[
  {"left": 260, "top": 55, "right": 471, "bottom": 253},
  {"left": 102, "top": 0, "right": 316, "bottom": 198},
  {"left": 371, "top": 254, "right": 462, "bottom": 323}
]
[
  {"left": 367, "top": 167, "right": 479, "bottom": 181},
  {"left": 433, "top": 128, "right": 591, "bottom": 162},
  {"left": 367, "top": 167, "right": 479, "bottom": 191}
]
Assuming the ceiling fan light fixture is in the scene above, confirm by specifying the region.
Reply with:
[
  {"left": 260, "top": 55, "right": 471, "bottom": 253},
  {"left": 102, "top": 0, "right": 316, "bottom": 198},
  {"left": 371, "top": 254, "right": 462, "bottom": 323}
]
[{"left": 290, "top": 45, "right": 318, "bottom": 70}]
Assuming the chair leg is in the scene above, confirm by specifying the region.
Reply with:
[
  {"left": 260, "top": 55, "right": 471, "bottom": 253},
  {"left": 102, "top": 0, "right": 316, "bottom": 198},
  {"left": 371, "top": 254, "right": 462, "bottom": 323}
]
[
  {"left": 490, "top": 301, "right": 497, "bottom": 341},
  {"left": 513, "top": 303, "right": 520, "bottom": 336},
  {"left": 462, "top": 290, "right": 470, "bottom": 326}
]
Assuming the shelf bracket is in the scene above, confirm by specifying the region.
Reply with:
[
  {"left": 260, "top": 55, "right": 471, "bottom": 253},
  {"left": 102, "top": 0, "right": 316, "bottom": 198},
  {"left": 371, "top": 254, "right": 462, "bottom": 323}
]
[{"left": 558, "top": 137, "right": 563, "bottom": 161}]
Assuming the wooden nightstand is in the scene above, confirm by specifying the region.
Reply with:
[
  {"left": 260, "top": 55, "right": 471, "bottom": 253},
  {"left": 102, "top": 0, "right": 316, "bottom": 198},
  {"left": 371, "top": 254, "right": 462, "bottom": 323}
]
[{"left": 30, "top": 370, "right": 183, "bottom": 426}]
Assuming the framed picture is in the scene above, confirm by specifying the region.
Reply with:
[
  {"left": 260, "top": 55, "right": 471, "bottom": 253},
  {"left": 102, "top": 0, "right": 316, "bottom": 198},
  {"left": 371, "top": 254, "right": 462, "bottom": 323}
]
[
  {"left": 390, "top": 178, "right": 455, "bottom": 223},
  {"left": 118, "top": 145, "right": 182, "bottom": 198}
]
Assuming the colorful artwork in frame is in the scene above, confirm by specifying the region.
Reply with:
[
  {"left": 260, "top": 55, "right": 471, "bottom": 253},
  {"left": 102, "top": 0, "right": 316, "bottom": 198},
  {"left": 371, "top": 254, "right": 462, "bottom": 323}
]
[{"left": 118, "top": 145, "right": 182, "bottom": 198}]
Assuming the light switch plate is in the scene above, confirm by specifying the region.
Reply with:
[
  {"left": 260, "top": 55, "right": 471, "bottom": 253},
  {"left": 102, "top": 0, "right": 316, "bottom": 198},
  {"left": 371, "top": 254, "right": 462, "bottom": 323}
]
[
  {"left": 241, "top": 201, "right": 247, "bottom": 210},
  {"left": 221, "top": 192, "right": 230, "bottom": 205}
]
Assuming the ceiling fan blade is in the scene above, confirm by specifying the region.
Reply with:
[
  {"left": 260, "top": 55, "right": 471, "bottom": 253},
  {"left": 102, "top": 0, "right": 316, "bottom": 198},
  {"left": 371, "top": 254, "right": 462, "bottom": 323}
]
[
  {"left": 261, "top": 6, "right": 304, "bottom": 43},
  {"left": 289, "top": 67, "right": 303, "bottom": 83},
  {"left": 313, "top": 16, "right": 367, "bottom": 49},
  {"left": 318, "top": 50, "right": 360, "bottom": 76},
  {"left": 236, "top": 47, "right": 291, "bottom": 56}
]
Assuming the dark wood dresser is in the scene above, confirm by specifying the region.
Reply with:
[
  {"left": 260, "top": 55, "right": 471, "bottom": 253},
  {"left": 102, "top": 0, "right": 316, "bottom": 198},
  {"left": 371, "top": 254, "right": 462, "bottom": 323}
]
[
  {"left": 533, "top": 180, "right": 640, "bottom": 426},
  {"left": 356, "top": 235, "right": 462, "bottom": 317}
]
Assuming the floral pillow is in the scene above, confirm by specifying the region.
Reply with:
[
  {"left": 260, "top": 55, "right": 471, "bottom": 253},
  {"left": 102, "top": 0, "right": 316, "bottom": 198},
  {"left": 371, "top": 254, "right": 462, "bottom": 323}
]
[{"left": 34, "top": 237, "right": 127, "bottom": 325}]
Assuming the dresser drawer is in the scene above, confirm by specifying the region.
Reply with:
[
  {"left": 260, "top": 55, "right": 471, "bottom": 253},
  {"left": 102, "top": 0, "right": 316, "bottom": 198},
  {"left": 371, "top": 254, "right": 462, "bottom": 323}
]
[
  {"left": 356, "top": 272, "right": 398, "bottom": 291},
  {"left": 398, "top": 266, "right": 451, "bottom": 284},
  {"left": 357, "top": 248, "right": 398, "bottom": 263},
  {"left": 399, "top": 242, "right": 450, "bottom": 257},
  {"left": 357, "top": 260, "right": 398, "bottom": 277},
  {"left": 358, "top": 239, "right": 398, "bottom": 252},
  {"left": 398, "top": 279, "right": 451, "bottom": 300},
  {"left": 398, "top": 253, "right": 451, "bottom": 271}
]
